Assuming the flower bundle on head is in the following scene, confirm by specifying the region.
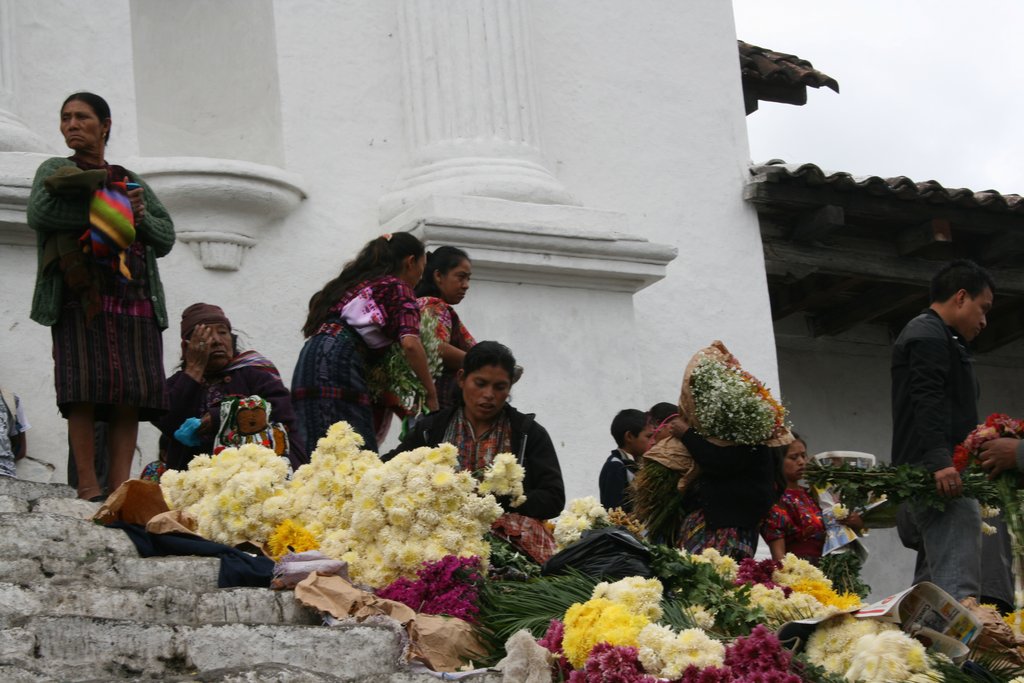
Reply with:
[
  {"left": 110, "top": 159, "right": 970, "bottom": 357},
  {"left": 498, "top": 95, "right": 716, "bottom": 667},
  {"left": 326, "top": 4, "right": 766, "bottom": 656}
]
[
  {"left": 687, "top": 344, "right": 789, "bottom": 446},
  {"left": 553, "top": 497, "right": 609, "bottom": 549},
  {"left": 160, "top": 443, "right": 290, "bottom": 545},
  {"left": 477, "top": 452, "right": 526, "bottom": 507},
  {"left": 317, "top": 442, "right": 503, "bottom": 587}
]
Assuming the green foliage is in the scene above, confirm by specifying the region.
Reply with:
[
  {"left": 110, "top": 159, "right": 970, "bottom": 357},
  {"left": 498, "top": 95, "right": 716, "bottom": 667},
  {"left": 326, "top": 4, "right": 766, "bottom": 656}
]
[
  {"left": 366, "top": 308, "right": 443, "bottom": 410},
  {"left": 804, "top": 460, "right": 1000, "bottom": 512},
  {"left": 631, "top": 460, "right": 687, "bottom": 547},
  {"left": 485, "top": 532, "right": 540, "bottom": 580},
  {"left": 476, "top": 569, "right": 599, "bottom": 661},
  {"left": 646, "top": 542, "right": 764, "bottom": 635},
  {"left": 819, "top": 551, "right": 870, "bottom": 599}
]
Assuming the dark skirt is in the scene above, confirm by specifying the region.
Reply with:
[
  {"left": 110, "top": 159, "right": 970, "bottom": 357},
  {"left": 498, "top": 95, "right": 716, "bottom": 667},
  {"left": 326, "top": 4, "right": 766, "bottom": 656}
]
[
  {"left": 291, "top": 324, "right": 376, "bottom": 452},
  {"left": 52, "top": 303, "right": 168, "bottom": 421},
  {"left": 679, "top": 509, "right": 758, "bottom": 561}
]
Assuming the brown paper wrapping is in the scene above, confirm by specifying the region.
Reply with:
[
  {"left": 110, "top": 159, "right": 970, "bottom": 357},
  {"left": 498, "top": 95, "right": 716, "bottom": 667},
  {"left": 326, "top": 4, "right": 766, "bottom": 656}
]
[
  {"left": 960, "top": 597, "right": 1024, "bottom": 665},
  {"left": 295, "top": 573, "right": 416, "bottom": 623},
  {"left": 91, "top": 479, "right": 170, "bottom": 526},
  {"left": 144, "top": 509, "right": 201, "bottom": 536},
  {"left": 293, "top": 573, "right": 485, "bottom": 672}
]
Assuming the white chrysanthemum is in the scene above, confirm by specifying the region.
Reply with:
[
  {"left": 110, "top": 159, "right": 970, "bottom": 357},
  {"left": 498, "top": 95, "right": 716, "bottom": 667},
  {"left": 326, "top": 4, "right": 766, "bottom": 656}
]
[
  {"left": 161, "top": 443, "right": 290, "bottom": 544},
  {"left": 553, "top": 497, "right": 609, "bottom": 549},
  {"left": 478, "top": 452, "right": 527, "bottom": 507},
  {"left": 690, "top": 548, "right": 738, "bottom": 581},
  {"left": 981, "top": 504, "right": 1001, "bottom": 519},
  {"left": 843, "top": 629, "right": 933, "bottom": 682},
  {"left": 591, "top": 576, "right": 664, "bottom": 621},
  {"left": 982, "top": 522, "right": 997, "bottom": 535},
  {"left": 637, "top": 623, "right": 725, "bottom": 679},
  {"left": 806, "top": 614, "right": 895, "bottom": 675},
  {"left": 832, "top": 503, "right": 849, "bottom": 520},
  {"left": 773, "top": 553, "right": 830, "bottom": 589}
]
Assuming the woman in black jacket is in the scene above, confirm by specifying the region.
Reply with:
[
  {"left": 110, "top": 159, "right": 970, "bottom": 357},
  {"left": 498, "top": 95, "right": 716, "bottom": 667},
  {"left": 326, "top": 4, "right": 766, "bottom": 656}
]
[{"left": 384, "top": 341, "right": 564, "bottom": 562}]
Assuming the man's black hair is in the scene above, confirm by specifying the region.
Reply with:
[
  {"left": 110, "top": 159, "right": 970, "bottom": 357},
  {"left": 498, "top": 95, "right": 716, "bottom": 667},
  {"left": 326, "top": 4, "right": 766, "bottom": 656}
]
[{"left": 611, "top": 409, "right": 647, "bottom": 448}]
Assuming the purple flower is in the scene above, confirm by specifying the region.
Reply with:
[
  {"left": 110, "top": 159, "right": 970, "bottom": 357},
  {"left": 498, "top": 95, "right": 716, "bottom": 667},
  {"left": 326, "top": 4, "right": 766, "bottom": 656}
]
[
  {"left": 376, "top": 555, "right": 482, "bottom": 622},
  {"left": 723, "top": 626, "right": 799, "bottom": 682},
  {"left": 677, "top": 665, "right": 732, "bottom": 683},
  {"left": 538, "top": 620, "right": 572, "bottom": 679},
  {"left": 567, "top": 643, "right": 656, "bottom": 683}
]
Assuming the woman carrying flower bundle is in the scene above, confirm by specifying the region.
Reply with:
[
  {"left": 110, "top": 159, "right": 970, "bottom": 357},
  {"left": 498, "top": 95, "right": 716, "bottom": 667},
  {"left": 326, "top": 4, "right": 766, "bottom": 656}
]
[
  {"left": 414, "top": 246, "right": 476, "bottom": 411},
  {"left": 632, "top": 341, "right": 791, "bottom": 560},
  {"left": 154, "top": 303, "right": 306, "bottom": 471},
  {"left": 292, "top": 233, "right": 438, "bottom": 452},
  {"left": 29, "top": 92, "right": 175, "bottom": 501},
  {"left": 383, "top": 341, "right": 565, "bottom": 563}
]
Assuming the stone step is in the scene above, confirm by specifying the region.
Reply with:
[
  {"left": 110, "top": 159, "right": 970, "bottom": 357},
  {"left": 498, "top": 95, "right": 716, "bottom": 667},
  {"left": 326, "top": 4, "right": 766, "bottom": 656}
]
[
  {"left": 13, "top": 615, "right": 407, "bottom": 681},
  {"left": 0, "top": 512, "right": 138, "bottom": 559},
  {"left": 0, "top": 582, "right": 318, "bottom": 627},
  {"left": 0, "top": 553, "right": 221, "bottom": 592},
  {"left": 0, "top": 478, "right": 75, "bottom": 503},
  {"left": 0, "top": 660, "right": 505, "bottom": 683},
  {"left": 30, "top": 496, "right": 99, "bottom": 519}
]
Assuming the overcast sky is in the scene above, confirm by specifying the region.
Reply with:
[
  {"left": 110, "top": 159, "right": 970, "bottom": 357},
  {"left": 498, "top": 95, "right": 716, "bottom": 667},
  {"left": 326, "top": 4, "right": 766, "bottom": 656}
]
[{"left": 732, "top": 1, "right": 1024, "bottom": 195}]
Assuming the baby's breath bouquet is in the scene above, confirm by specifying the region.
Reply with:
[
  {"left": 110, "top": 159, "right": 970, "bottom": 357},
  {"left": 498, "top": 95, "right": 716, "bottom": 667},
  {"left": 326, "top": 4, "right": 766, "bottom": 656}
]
[
  {"left": 686, "top": 341, "right": 790, "bottom": 446},
  {"left": 633, "top": 341, "right": 790, "bottom": 544}
]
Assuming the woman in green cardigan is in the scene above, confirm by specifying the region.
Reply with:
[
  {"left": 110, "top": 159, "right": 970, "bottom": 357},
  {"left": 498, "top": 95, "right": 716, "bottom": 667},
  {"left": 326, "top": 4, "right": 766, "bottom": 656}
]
[{"left": 28, "top": 92, "right": 175, "bottom": 500}]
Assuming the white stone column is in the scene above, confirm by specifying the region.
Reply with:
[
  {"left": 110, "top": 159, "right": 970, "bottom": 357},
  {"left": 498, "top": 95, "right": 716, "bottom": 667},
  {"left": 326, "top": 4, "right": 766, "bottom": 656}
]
[
  {"left": 0, "top": 2, "right": 49, "bottom": 152},
  {"left": 380, "top": 0, "right": 576, "bottom": 222}
]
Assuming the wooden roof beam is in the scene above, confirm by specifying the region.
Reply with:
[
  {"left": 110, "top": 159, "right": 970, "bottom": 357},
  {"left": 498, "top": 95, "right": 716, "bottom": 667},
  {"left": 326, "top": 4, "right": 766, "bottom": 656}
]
[
  {"left": 973, "top": 304, "right": 1024, "bottom": 353},
  {"left": 747, "top": 180, "right": 1023, "bottom": 234},
  {"left": 809, "top": 284, "right": 926, "bottom": 338},
  {"left": 770, "top": 276, "right": 863, "bottom": 321},
  {"left": 762, "top": 239, "right": 1024, "bottom": 295},
  {"left": 897, "top": 218, "right": 953, "bottom": 256},
  {"left": 792, "top": 204, "right": 845, "bottom": 243},
  {"left": 977, "top": 230, "right": 1024, "bottom": 266}
]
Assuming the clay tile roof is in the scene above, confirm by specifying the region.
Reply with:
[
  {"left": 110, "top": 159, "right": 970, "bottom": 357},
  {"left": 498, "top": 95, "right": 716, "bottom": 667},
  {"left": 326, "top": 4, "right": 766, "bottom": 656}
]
[
  {"left": 738, "top": 41, "right": 839, "bottom": 93},
  {"left": 751, "top": 160, "right": 1024, "bottom": 214}
]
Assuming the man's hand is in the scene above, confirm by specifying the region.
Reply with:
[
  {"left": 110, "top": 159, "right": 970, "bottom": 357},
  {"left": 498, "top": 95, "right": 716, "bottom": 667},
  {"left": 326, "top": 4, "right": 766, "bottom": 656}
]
[
  {"left": 933, "top": 466, "right": 962, "bottom": 497},
  {"left": 978, "top": 437, "right": 1022, "bottom": 479}
]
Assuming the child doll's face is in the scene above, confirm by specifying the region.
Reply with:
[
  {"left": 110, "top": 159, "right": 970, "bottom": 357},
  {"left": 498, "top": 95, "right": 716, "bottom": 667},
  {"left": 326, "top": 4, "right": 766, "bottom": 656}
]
[{"left": 236, "top": 407, "right": 267, "bottom": 434}]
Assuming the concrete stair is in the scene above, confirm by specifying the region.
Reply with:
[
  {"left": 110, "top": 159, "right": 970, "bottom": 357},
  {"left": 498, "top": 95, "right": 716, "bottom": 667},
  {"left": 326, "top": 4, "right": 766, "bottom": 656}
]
[{"left": 0, "top": 477, "right": 503, "bottom": 682}]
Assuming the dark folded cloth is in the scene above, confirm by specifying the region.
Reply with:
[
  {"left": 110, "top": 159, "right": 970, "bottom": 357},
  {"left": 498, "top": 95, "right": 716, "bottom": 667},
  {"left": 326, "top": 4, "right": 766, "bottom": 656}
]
[{"left": 108, "top": 522, "right": 274, "bottom": 588}]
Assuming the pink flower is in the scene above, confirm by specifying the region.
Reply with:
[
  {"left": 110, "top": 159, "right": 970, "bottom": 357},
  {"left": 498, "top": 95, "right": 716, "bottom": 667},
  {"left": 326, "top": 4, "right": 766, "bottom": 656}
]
[
  {"left": 723, "top": 625, "right": 799, "bottom": 682},
  {"left": 376, "top": 555, "right": 482, "bottom": 622},
  {"left": 538, "top": 619, "right": 572, "bottom": 679},
  {"left": 567, "top": 643, "right": 655, "bottom": 683}
]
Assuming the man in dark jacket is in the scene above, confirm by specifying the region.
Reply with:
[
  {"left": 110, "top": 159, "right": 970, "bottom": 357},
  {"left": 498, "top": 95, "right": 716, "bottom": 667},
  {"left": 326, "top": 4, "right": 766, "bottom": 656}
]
[{"left": 892, "top": 259, "right": 994, "bottom": 600}]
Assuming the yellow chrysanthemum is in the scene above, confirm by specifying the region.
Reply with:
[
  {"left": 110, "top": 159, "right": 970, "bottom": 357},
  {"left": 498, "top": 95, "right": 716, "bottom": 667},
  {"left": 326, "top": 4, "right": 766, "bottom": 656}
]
[
  {"left": 267, "top": 519, "right": 319, "bottom": 560},
  {"left": 562, "top": 598, "right": 650, "bottom": 668}
]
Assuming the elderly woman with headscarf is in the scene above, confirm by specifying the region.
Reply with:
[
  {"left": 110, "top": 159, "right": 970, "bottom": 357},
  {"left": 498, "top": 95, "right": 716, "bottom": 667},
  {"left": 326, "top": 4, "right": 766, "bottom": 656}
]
[
  {"left": 153, "top": 303, "right": 306, "bottom": 471},
  {"left": 28, "top": 92, "right": 174, "bottom": 500}
]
